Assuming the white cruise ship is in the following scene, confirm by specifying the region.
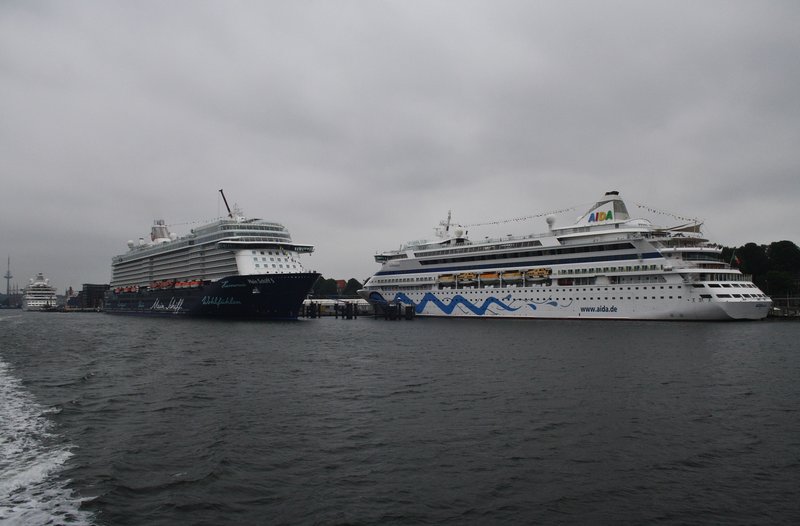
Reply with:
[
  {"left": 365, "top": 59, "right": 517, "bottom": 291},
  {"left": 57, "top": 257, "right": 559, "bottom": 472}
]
[
  {"left": 359, "top": 191, "right": 771, "bottom": 320},
  {"left": 22, "top": 273, "right": 58, "bottom": 311}
]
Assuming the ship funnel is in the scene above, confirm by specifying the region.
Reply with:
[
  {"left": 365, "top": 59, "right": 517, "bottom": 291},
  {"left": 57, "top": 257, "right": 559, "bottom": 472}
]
[
  {"left": 575, "top": 191, "right": 630, "bottom": 226},
  {"left": 150, "top": 219, "right": 172, "bottom": 243}
]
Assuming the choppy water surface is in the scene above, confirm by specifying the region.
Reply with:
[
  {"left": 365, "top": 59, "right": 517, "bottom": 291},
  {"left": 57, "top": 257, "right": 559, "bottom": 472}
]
[{"left": 1, "top": 311, "right": 799, "bottom": 525}]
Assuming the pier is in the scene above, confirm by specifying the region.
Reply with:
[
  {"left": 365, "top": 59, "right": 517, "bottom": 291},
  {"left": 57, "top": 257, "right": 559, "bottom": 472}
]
[
  {"left": 380, "top": 303, "right": 416, "bottom": 320},
  {"left": 769, "top": 297, "right": 800, "bottom": 319},
  {"left": 301, "top": 299, "right": 372, "bottom": 318},
  {"left": 300, "top": 299, "right": 416, "bottom": 320}
]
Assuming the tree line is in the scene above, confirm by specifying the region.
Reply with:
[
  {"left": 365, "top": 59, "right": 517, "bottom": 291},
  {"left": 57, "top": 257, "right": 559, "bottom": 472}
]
[
  {"left": 311, "top": 277, "right": 363, "bottom": 298},
  {"left": 722, "top": 240, "right": 800, "bottom": 298}
]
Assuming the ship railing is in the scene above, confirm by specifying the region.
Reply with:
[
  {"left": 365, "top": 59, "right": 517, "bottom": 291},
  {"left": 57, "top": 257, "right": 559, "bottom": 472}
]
[{"left": 392, "top": 231, "right": 552, "bottom": 254}]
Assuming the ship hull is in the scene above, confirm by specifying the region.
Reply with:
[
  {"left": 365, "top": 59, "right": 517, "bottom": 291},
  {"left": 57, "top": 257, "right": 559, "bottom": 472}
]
[
  {"left": 104, "top": 273, "right": 319, "bottom": 319},
  {"left": 362, "top": 287, "right": 771, "bottom": 321}
]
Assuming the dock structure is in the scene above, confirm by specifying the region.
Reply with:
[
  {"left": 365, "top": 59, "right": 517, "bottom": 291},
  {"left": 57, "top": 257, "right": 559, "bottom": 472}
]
[
  {"left": 380, "top": 303, "right": 416, "bottom": 320},
  {"left": 768, "top": 297, "right": 800, "bottom": 318},
  {"left": 367, "top": 301, "right": 416, "bottom": 320},
  {"left": 301, "top": 299, "right": 373, "bottom": 318},
  {"left": 300, "top": 299, "right": 416, "bottom": 320}
]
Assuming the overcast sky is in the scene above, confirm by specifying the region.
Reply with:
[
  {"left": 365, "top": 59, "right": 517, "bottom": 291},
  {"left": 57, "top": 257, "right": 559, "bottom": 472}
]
[{"left": 2, "top": 1, "right": 798, "bottom": 292}]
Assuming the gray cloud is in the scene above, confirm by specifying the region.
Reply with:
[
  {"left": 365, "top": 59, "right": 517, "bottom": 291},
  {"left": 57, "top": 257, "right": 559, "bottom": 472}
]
[{"left": 2, "top": 1, "right": 799, "bottom": 291}]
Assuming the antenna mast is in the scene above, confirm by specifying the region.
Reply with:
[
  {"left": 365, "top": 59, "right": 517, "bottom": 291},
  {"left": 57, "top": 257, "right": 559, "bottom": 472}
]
[
  {"left": 3, "top": 257, "right": 11, "bottom": 296},
  {"left": 218, "top": 189, "right": 233, "bottom": 218}
]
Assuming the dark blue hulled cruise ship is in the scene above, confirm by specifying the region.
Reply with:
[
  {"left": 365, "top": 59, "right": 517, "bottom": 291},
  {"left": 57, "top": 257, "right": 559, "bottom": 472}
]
[{"left": 105, "top": 191, "right": 319, "bottom": 319}]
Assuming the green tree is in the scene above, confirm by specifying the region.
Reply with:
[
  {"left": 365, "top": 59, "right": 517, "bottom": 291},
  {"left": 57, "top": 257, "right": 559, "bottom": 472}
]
[
  {"left": 342, "top": 278, "right": 363, "bottom": 296},
  {"left": 736, "top": 243, "right": 770, "bottom": 291},
  {"left": 767, "top": 241, "right": 800, "bottom": 273},
  {"left": 315, "top": 278, "right": 338, "bottom": 297},
  {"left": 765, "top": 270, "right": 794, "bottom": 297},
  {"left": 737, "top": 243, "right": 769, "bottom": 275}
]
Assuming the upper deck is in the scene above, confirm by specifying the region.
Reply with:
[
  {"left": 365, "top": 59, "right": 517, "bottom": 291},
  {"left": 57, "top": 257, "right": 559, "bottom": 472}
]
[
  {"left": 374, "top": 191, "right": 708, "bottom": 264},
  {"left": 113, "top": 216, "right": 311, "bottom": 265}
]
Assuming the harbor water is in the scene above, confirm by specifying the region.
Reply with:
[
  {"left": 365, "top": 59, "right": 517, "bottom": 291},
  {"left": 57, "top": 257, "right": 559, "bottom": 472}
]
[{"left": 1, "top": 311, "right": 799, "bottom": 525}]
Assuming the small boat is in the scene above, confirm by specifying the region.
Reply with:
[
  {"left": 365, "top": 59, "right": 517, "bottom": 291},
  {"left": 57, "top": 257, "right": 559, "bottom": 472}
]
[
  {"left": 501, "top": 271, "right": 523, "bottom": 282},
  {"left": 479, "top": 272, "right": 500, "bottom": 283},
  {"left": 438, "top": 274, "right": 455, "bottom": 284},
  {"left": 457, "top": 272, "right": 477, "bottom": 284},
  {"left": 525, "top": 268, "right": 552, "bottom": 281}
]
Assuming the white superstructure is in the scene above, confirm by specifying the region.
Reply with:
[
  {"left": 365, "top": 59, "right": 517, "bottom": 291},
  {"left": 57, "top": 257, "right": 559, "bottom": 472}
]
[
  {"left": 22, "top": 273, "right": 57, "bottom": 311},
  {"left": 110, "top": 207, "right": 314, "bottom": 289},
  {"left": 359, "top": 191, "right": 771, "bottom": 320}
]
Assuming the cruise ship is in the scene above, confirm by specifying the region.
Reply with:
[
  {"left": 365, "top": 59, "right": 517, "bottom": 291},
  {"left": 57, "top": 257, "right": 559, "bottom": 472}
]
[
  {"left": 359, "top": 191, "right": 771, "bottom": 320},
  {"left": 22, "top": 273, "right": 58, "bottom": 311},
  {"left": 105, "top": 192, "right": 319, "bottom": 319}
]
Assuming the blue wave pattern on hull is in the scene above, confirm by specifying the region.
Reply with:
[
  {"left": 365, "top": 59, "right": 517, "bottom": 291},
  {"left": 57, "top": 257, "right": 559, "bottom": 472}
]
[
  {"left": 370, "top": 292, "right": 578, "bottom": 316},
  {"left": 392, "top": 292, "right": 522, "bottom": 316}
]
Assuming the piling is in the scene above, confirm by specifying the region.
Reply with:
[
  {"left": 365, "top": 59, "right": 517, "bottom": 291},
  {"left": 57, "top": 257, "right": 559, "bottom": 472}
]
[
  {"left": 337, "top": 302, "right": 355, "bottom": 320},
  {"left": 379, "top": 303, "right": 414, "bottom": 320}
]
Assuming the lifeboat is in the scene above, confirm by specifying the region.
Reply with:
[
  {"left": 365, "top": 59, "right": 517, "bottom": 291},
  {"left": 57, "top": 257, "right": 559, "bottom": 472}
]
[
  {"left": 174, "top": 279, "right": 201, "bottom": 289},
  {"left": 479, "top": 272, "right": 500, "bottom": 283},
  {"left": 501, "top": 271, "right": 523, "bottom": 282},
  {"left": 438, "top": 274, "right": 455, "bottom": 284},
  {"left": 525, "top": 268, "right": 552, "bottom": 281},
  {"left": 457, "top": 272, "right": 477, "bottom": 284},
  {"left": 151, "top": 280, "right": 176, "bottom": 289}
]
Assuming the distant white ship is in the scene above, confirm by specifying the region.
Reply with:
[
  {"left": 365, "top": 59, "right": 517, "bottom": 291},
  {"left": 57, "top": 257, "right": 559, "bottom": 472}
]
[
  {"left": 359, "top": 191, "right": 771, "bottom": 320},
  {"left": 22, "top": 273, "right": 57, "bottom": 311}
]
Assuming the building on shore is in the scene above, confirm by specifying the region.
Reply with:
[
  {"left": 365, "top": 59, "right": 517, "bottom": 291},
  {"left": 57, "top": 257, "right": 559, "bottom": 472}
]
[{"left": 66, "top": 284, "right": 110, "bottom": 310}]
